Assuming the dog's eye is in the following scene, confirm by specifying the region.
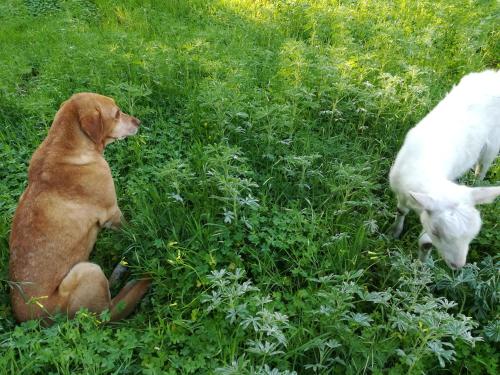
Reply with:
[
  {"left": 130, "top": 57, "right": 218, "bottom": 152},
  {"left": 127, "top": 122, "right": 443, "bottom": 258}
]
[{"left": 115, "top": 109, "right": 120, "bottom": 119}]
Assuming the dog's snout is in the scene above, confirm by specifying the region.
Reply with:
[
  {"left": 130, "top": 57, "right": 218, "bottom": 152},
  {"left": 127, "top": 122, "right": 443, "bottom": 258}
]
[{"left": 124, "top": 113, "right": 141, "bottom": 127}]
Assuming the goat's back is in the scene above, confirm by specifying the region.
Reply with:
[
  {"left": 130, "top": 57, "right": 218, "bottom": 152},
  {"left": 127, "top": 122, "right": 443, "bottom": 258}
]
[{"left": 390, "top": 70, "right": 500, "bottom": 193}]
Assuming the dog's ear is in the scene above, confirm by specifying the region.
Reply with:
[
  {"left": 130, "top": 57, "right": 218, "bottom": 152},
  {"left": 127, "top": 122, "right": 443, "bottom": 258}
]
[{"left": 79, "top": 107, "right": 103, "bottom": 145}]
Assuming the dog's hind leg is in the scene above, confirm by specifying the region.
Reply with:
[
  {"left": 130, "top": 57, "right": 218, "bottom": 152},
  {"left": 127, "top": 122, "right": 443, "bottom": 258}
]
[
  {"left": 10, "top": 263, "right": 109, "bottom": 323},
  {"left": 57, "top": 262, "right": 111, "bottom": 317},
  {"left": 58, "top": 262, "right": 150, "bottom": 321}
]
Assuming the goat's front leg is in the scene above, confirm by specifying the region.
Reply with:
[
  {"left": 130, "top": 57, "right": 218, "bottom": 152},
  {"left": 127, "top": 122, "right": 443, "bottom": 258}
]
[
  {"left": 418, "top": 231, "right": 432, "bottom": 262},
  {"left": 390, "top": 203, "right": 409, "bottom": 239}
]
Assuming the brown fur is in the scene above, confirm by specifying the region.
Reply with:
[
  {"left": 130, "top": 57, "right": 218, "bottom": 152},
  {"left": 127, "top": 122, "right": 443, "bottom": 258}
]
[{"left": 9, "top": 93, "right": 151, "bottom": 323}]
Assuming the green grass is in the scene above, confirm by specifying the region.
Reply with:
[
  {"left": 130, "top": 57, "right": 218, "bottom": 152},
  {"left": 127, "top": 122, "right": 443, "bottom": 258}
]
[{"left": 1, "top": 0, "right": 499, "bottom": 373}]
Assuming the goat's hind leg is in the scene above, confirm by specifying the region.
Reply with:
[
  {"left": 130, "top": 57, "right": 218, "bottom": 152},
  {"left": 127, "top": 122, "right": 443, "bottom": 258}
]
[
  {"left": 475, "top": 142, "right": 499, "bottom": 180},
  {"left": 390, "top": 199, "right": 409, "bottom": 239},
  {"left": 418, "top": 231, "right": 433, "bottom": 262}
]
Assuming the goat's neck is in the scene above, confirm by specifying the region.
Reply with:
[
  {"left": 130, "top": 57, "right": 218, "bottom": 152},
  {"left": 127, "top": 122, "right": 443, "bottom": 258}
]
[{"left": 422, "top": 177, "right": 470, "bottom": 202}]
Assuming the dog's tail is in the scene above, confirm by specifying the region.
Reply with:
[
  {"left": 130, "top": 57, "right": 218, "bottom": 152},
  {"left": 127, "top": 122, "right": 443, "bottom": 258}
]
[{"left": 110, "top": 278, "right": 151, "bottom": 321}]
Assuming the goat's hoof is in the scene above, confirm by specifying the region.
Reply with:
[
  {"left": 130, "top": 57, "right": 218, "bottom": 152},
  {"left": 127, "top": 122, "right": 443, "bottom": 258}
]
[
  {"left": 390, "top": 224, "right": 403, "bottom": 239},
  {"left": 388, "top": 220, "right": 402, "bottom": 238},
  {"left": 418, "top": 243, "right": 432, "bottom": 262}
]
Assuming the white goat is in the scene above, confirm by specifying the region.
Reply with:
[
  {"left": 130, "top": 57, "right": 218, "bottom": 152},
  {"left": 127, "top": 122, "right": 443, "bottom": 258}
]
[{"left": 389, "top": 70, "right": 500, "bottom": 269}]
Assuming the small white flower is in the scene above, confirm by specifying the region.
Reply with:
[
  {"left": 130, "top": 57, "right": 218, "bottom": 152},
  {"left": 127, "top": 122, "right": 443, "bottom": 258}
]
[
  {"left": 272, "top": 312, "right": 289, "bottom": 324},
  {"left": 169, "top": 193, "right": 184, "bottom": 202},
  {"left": 223, "top": 209, "right": 235, "bottom": 224},
  {"left": 231, "top": 268, "right": 245, "bottom": 280},
  {"left": 240, "top": 315, "right": 262, "bottom": 332},
  {"left": 239, "top": 195, "right": 260, "bottom": 209},
  {"left": 209, "top": 269, "right": 226, "bottom": 281},
  {"left": 280, "top": 138, "right": 292, "bottom": 145},
  {"left": 363, "top": 219, "right": 379, "bottom": 234},
  {"left": 246, "top": 340, "right": 284, "bottom": 356},
  {"left": 253, "top": 295, "right": 273, "bottom": 306}
]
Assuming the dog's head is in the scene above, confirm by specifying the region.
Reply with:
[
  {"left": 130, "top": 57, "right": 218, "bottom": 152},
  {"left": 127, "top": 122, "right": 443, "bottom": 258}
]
[
  {"left": 64, "top": 93, "right": 141, "bottom": 150},
  {"left": 411, "top": 187, "right": 500, "bottom": 269}
]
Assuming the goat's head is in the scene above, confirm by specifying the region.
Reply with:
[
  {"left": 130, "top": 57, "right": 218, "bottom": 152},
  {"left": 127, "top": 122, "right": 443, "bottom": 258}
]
[{"left": 411, "top": 186, "right": 500, "bottom": 269}]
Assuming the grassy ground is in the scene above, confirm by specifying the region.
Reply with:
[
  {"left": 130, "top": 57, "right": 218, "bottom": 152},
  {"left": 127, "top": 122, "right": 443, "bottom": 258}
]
[{"left": 0, "top": 0, "right": 499, "bottom": 373}]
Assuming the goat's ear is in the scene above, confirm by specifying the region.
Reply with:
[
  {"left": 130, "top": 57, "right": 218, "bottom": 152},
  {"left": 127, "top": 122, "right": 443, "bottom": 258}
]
[
  {"left": 79, "top": 107, "right": 103, "bottom": 145},
  {"left": 409, "top": 191, "right": 438, "bottom": 211},
  {"left": 470, "top": 187, "right": 500, "bottom": 205}
]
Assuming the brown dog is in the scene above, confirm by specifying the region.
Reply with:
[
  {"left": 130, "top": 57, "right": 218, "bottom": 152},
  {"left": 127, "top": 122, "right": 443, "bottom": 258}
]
[{"left": 9, "top": 93, "right": 151, "bottom": 323}]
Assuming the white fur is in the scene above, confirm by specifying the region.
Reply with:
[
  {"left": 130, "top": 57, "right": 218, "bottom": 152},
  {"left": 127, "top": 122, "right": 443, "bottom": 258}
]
[
  {"left": 389, "top": 70, "right": 500, "bottom": 269},
  {"left": 110, "top": 118, "right": 139, "bottom": 139}
]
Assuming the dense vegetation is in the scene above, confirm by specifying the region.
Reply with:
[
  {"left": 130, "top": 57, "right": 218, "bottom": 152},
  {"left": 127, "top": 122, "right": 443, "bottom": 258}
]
[{"left": 0, "top": 0, "right": 499, "bottom": 373}]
